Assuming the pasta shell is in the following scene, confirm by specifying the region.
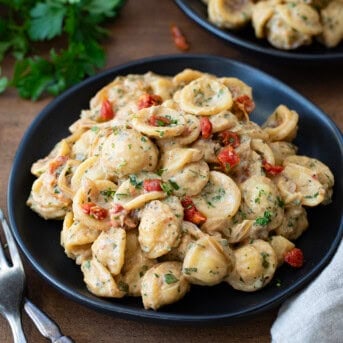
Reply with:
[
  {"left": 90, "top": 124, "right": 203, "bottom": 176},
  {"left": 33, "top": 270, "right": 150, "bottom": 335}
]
[
  {"left": 275, "top": 205, "right": 308, "bottom": 240},
  {"left": 72, "top": 179, "right": 116, "bottom": 231},
  {"left": 92, "top": 227, "right": 126, "bottom": 275},
  {"left": 226, "top": 239, "right": 277, "bottom": 292},
  {"left": 277, "top": 3, "right": 322, "bottom": 36},
  {"left": 99, "top": 127, "right": 158, "bottom": 178},
  {"left": 251, "top": 138, "right": 275, "bottom": 165},
  {"left": 269, "top": 235, "right": 295, "bottom": 267},
  {"left": 81, "top": 258, "right": 125, "bottom": 298},
  {"left": 166, "top": 161, "right": 210, "bottom": 197},
  {"left": 61, "top": 212, "right": 100, "bottom": 264},
  {"left": 141, "top": 262, "right": 190, "bottom": 310},
  {"left": 138, "top": 199, "right": 182, "bottom": 258},
  {"left": 319, "top": 1, "right": 343, "bottom": 48},
  {"left": 208, "top": 0, "right": 253, "bottom": 29},
  {"left": 263, "top": 105, "right": 299, "bottom": 142},
  {"left": 117, "top": 230, "right": 156, "bottom": 297},
  {"left": 178, "top": 76, "right": 233, "bottom": 116},
  {"left": 131, "top": 106, "right": 186, "bottom": 138},
  {"left": 277, "top": 163, "right": 326, "bottom": 206},
  {"left": 191, "top": 171, "right": 241, "bottom": 219},
  {"left": 252, "top": 1, "right": 275, "bottom": 38},
  {"left": 159, "top": 148, "right": 203, "bottom": 180},
  {"left": 182, "top": 235, "right": 234, "bottom": 286}
]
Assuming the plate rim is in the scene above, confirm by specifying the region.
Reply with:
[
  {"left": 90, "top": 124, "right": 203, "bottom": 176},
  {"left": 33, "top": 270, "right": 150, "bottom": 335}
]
[
  {"left": 174, "top": 0, "right": 343, "bottom": 62},
  {"left": 7, "top": 53, "right": 343, "bottom": 323}
]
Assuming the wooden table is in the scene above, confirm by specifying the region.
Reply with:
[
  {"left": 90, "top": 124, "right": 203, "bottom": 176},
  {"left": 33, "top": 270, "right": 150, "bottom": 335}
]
[{"left": 0, "top": 1, "right": 342, "bottom": 342}]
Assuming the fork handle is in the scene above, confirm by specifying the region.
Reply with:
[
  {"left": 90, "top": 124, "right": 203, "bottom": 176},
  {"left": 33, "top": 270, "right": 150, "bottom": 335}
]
[{"left": 7, "top": 314, "right": 27, "bottom": 343}]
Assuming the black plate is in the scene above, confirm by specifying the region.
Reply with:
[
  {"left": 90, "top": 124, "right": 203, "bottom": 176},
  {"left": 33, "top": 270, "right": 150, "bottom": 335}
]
[
  {"left": 175, "top": 0, "right": 343, "bottom": 62},
  {"left": 8, "top": 54, "right": 343, "bottom": 324}
]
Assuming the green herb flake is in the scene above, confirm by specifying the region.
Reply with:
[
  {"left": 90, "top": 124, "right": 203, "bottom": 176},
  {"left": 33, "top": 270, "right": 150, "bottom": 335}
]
[
  {"left": 161, "top": 182, "right": 174, "bottom": 196},
  {"left": 129, "top": 174, "right": 143, "bottom": 189},
  {"left": 118, "top": 281, "right": 129, "bottom": 293},
  {"left": 304, "top": 192, "right": 319, "bottom": 199},
  {"left": 260, "top": 252, "right": 270, "bottom": 269},
  {"left": 164, "top": 273, "right": 179, "bottom": 284},
  {"left": 255, "top": 211, "right": 272, "bottom": 226},
  {"left": 168, "top": 179, "right": 179, "bottom": 190},
  {"left": 183, "top": 267, "right": 197, "bottom": 275}
]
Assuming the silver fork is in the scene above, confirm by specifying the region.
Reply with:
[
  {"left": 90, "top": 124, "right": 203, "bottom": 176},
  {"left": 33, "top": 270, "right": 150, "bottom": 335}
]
[
  {"left": 0, "top": 208, "right": 26, "bottom": 342},
  {"left": 0, "top": 209, "right": 73, "bottom": 343}
]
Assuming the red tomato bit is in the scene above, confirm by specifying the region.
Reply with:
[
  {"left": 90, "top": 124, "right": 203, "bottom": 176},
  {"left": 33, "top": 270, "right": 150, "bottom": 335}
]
[
  {"left": 181, "top": 196, "right": 207, "bottom": 225},
  {"left": 100, "top": 99, "right": 115, "bottom": 121},
  {"left": 217, "top": 130, "right": 240, "bottom": 148},
  {"left": 200, "top": 117, "right": 212, "bottom": 139},
  {"left": 81, "top": 202, "right": 108, "bottom": 220},
  {"left": 217, "top": 146, "right": 240, "bottom": 172},
  {"left": 137, "top": 94, "right": 163, "bottom": 110},
  {"left": 170, "top": 24, "right": 189, "bottom": 51},
  {"left": 235, "top": 95, "right": 255, "bottom": 114},
  {"left": 284, "top": 248, "right": 304, "bottom": 268},
  {"left": 143, "top": 179, "right": 163, "bottom": 192},
  {"left": 49, "top": 156, "right": 68, "bottom": 174},
  {"left": 148, "top": 115, "right": 171, "bottom": 127},
  {"left": 262, "top": 160, "right": 284, "bottom": 176},
  {"left": 111, "top": 203, "right": 124, "bottom": 214}
]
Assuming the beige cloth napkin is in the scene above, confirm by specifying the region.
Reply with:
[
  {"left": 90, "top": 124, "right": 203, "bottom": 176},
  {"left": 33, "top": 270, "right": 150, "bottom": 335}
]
[{"left": 271, "top": 239, "right": 343, "bottom": 343}]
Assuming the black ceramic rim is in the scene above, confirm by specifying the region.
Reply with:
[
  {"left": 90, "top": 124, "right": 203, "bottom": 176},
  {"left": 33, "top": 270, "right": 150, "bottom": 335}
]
[
  {"left": 175, "top": 0, "right": 343, "bottom": 62},
  {"left": 7, "top": 54, "right": 343, "bottom": 323}
]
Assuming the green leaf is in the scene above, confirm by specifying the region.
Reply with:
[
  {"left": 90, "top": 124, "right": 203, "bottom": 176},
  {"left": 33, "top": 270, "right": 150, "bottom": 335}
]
[
  {"left": 0, "top": 76, "right": 8, "bottom": 93},
  {"left": 28, "top": 1, "right": 67, "bottom": 40},
  {"left": 82, "top": 0, "right": 126, "bottom": 17},
  {"left": 11, "top": 57, "right": 55, "bottom": 100}
]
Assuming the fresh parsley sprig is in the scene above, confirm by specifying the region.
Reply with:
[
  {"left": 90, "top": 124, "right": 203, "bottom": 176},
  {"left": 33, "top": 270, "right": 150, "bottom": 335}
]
[{"left": 0, "top": 0, "right": 125, "bottom": 100}]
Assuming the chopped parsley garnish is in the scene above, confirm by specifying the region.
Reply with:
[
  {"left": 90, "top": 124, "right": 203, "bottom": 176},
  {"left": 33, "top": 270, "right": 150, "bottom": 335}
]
[
  {"left": 129, "top": 174, "right": 143, "bottom": 189},
  {"left": 168, "top": 179, "right": 179, "bottom": 190},
  {"left": 100, "top": 188, "right": 116, "bottom": 201},
  {"left": 161, "top": 182, "right": 174, "bottom": 196},
  {"left": 183, "top": 267, "right": 197, "bottom": 275},
  {"left": 164, "top": 273, "right": 179, "bottom": 284},
  {"left": 255, "top": 210, "right": 272, "bottom": 226},
  {"left": 304, "top": 192, "right": 319, "bottom": 199},
  {"left": 260, "top": 252, "right": 270, "bottom": 269},
  {"left": 277, "top": 196, "right": 285, "bottom": 208},
  {"left": 118, "top": 281, "right": 129, "bottom": 293}
]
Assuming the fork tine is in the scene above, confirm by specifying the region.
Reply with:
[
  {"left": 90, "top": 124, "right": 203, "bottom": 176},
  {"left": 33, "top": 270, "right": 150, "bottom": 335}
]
[
  {"left": 0, "top": 209, "right": 23, "bottom": 269},
  {"left": 0, "top": 210, "right": 10, "bottom": 268}
]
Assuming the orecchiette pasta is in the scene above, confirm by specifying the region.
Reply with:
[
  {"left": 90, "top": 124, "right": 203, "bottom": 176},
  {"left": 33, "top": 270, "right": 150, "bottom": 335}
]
[{"left": 27, "top": 69, "right": 334, "bottom": 310}]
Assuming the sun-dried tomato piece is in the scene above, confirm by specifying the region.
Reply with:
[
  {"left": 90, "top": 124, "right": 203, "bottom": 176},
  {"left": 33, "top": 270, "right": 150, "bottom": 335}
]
[
  {"left": 284, "top": 248, "right": 304, "bottom": 268},
  {"left": 217, "top": 146, "right": 240, "bottom": 172},
  {"left": 262, "top": 160, "right": 284, "bottom": 176},
  {"left": 143, "top": 179, "right": 163, "bottom": 192},
  {"left": 137, "top": 94, "right": 163, "bottom": 110},
  {"left": 81, "top": 202, "right": 108, "bottom": 220},
  {"left": 200, "top": 117, "right": 212, "bottom": 139},
  {"left": 170, "top": 24, "right": 189, "bottom": 51},
  {"left": 148, "top": 115, "right": 171, "bottom": 127},
  {"left": 217, "top": 130, "right": 240, "bottom": 148},
  {"left": 181, "top": 196, "right": 207, "bottom": 225},
  {"left": 100, "top": 99, "right": 115, "bottom": 121},
  {"left": 49, "top": 156, "right": 68, "bottom": 174},
  {"left": 111, "top": 203, "right": 124, "bottom": 214},
  {"left": 235, "top": 95, "right": 255, "bottom": 114}
]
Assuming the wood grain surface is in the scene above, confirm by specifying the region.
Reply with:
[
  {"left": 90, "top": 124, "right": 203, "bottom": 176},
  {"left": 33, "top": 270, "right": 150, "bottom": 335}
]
[{"left": 0, "top": 1, "right": 342, "bottom": 342}]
